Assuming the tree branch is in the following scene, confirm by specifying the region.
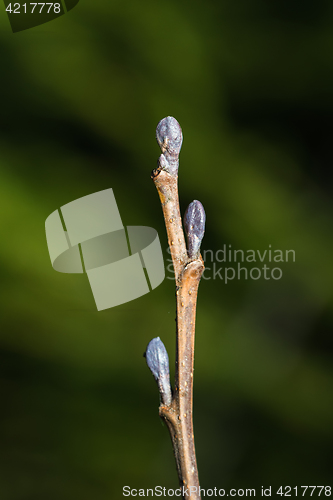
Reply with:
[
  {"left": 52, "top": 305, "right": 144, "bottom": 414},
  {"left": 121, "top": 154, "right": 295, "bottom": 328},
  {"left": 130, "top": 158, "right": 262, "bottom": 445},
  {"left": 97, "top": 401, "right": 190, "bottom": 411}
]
[{"left": 146, "top": 117, "right": 205, "bottom": 500}]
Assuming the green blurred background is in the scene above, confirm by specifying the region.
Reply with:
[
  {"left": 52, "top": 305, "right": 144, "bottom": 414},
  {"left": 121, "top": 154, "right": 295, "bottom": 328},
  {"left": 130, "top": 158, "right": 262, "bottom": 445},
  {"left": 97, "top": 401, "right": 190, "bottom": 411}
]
[{"left": 1, "top": 0, "right": 333, "bottom": 498}]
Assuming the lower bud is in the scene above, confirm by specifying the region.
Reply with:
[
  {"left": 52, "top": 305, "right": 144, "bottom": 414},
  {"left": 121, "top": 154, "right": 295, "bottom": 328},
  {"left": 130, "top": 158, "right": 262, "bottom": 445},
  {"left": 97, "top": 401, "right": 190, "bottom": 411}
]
[{"left": 145, "top": 337, "right": 172, "bottom": 406}]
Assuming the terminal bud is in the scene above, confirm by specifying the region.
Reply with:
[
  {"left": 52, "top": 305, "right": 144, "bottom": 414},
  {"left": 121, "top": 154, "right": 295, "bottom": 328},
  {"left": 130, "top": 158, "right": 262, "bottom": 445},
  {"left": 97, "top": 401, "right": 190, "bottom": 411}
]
[{"left": 156, "top": 116, "right": 183, "bottom": 176}]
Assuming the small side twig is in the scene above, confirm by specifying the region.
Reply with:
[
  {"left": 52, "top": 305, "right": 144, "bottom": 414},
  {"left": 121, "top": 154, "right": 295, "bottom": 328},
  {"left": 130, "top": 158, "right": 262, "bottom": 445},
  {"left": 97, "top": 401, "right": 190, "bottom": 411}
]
[{"left": 145, "top": 117, "right": 205, "bottom": 500}]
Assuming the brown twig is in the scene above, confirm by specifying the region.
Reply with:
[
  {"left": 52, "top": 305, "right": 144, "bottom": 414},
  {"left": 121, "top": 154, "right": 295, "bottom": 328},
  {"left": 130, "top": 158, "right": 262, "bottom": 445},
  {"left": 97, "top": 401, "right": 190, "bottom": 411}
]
[{"left": 146, "top": 117, "right": 206, "bottom": 500}]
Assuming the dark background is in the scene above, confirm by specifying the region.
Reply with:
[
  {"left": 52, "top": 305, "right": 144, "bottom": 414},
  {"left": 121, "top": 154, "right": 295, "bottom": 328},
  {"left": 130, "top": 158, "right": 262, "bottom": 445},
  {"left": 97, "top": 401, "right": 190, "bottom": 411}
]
[{"left": 0, "top": 0, "right": 333, "bottom": 498}]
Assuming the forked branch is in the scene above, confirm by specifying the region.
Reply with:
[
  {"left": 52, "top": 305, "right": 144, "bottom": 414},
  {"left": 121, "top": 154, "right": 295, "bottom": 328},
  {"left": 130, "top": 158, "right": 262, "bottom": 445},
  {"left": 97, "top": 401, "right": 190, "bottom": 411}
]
[{"left": 145, "top": 117, "right": 206, "bottom": 500}]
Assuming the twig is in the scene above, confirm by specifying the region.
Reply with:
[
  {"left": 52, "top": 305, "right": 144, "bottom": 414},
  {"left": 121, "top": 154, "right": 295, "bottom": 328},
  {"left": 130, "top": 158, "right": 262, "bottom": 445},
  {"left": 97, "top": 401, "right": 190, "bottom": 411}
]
[{"left": 145, "top": 117, "right": 206, "bottom": 500}]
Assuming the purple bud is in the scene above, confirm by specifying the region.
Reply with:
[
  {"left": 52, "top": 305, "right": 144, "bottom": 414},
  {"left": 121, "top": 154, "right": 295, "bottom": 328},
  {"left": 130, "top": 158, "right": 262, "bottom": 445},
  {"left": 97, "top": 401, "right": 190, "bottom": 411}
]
[
  {"left": 184, "top": 200, "right": 206, "bottom": 259},
  {"left": 145, "top": 337, "right": 172, "bottom": 406},
  {"left": 156, "top": 116, "right": 183, "bottom": 176}
]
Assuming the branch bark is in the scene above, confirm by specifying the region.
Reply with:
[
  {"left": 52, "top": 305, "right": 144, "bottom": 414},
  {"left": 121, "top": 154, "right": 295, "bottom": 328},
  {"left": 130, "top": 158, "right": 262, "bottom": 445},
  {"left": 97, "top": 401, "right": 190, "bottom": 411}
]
[{"left": 146, "top": 117, "right": 205, "bottom": 500}]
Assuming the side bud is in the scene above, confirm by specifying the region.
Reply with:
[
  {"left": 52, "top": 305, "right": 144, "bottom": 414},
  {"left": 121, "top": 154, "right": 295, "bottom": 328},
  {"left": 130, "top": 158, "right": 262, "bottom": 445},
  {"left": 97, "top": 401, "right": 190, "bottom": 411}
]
[
  {"left": 145, "top": 337, "right": 172, "bottom": 406},
  {"left": 184, "top": 200, "right": 206, "bottom": 259}
]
